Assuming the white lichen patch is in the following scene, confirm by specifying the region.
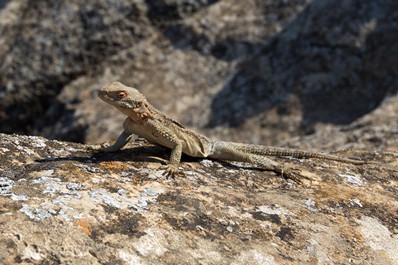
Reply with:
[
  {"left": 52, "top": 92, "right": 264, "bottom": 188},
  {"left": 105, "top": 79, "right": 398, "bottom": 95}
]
[
  {"left": 257, "top": 204, "right": 290, "bottom": 216},
  {"left": 66, "top": 182, "right": 84, "bottom": 191},
  {"left": 89, "top": 189, "right": 124, "bottom": 209},
  {"left": 305, "top": 199, "right": 317, "bottom": 212},
  {"left": 32, "top": 174, "right": 65, "bottom": 195},
  {"left": 88, "top": 187, "right": 160, "bottom": 211},
  {"left": 183, "top": 170, "right": 202, "bottom": 180},
  {"left": 120, "top": 171, "right": 132, "bottom": 178},
  {"left": 20, "top": 204, "right": 53, "bottom": 221},
  {"left": 9, "top": 135, "right": 47, "bottom": 155},
  {"left": 18, "top": 170, "right": 163, "bottom": 221},
  {"left": 0, "top": 147, "right": 10, "bottom": 153},
  {"left": 16, "top": 145, "right": 35, "bottom": 155},
  {"left": 139, "top": 168, "right": 165, "bottom": 180},
  {"left": 141, "top": 188, "right": 159, "bottom": 197},
  {"left": 200, "top": 159, "right": 214, "bottom": 167},
  {"left": 30, "top": 137, "right": 47, "bottom": 148},
  {"left": 21, "top": 246, "right": 44, "bottom": 261},
  {"left": 42, "top": 183, "right": 63, "bottom": 194},
  {"left": 74, "top": 163, "right": 100, "bottom": 173},
  {"left": 338, "top": 173, "right": 363, "bottom": 186},
  {"left": 349, "top": 198, "right": 363, "bottom": 208},
  {"left": 0, "top": 177, "right": 28, "bottom": 201},
  {"left": 10, "top": 193, "right": 28, "bottom": 201},
  {"left": 65, "top": 146, "right": 87, "bottom": 153},
  {"left": 32, "top": 176, "right": 60, "bottom": 185},
  {"left": 0, "top": 177, "right": 14, "bottom": 195}
]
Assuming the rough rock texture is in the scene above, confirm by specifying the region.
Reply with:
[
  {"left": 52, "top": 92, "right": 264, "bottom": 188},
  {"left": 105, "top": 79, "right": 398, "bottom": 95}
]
[
  {"left": 283, "top": 94, "right": 398, "bottom": 154},
  {"left": 1, "top": 0, "right": 397, "bottom": 145},
  {"left": 1, "top": 0, "right": 398, "bottom": 264},
  {"left": 0, "top": 121, "right": 397, "bottom": 264}
]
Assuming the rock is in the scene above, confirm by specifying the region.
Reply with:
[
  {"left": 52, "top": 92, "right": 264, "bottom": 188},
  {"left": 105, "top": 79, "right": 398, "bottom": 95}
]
[
  {"left": 207, "top": 0, "right": 398, "bottom": 144},
  {"left": 3, "top": 0, "right": 398, "bottom": 146},
  {"left": 0, "top": 132, "right": 397, "bottom": 264},
  {"left": 1, "top": 1, "right": 398, "bottom": 262},
  {"left": 1, "top": 1, "right": 398, "bottom": 261},
  {"left": 0, "top": 0, "right": 154, "bottom": 141}
]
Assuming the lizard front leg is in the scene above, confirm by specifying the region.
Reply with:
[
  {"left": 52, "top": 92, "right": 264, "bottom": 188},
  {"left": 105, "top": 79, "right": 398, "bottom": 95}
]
[
  {"left": 102, "top": 130, "right": 134, "bottom": 152},
  {"left": 147, "top": 121, "right": 185, "bottom": 178},
  {"left": 162, "top": 142, "right": 183, "bottom": 178}
]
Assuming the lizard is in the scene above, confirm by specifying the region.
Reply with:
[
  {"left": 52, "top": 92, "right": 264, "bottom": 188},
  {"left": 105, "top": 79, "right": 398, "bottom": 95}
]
[{"left": 97, "top": 81, "right": 366, "bottom": 182}]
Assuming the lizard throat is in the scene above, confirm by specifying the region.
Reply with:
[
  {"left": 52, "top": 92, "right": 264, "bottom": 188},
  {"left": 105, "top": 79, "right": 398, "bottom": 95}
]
[{"left": 129, "top": 115, "right": 149, "bottom": 124}]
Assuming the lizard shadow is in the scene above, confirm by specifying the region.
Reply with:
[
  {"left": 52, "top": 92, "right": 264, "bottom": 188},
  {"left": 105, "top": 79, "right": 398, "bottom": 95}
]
[
  {"left": 34, "top": 146, "right": 169, "bottom": 165},
  {"left": 34, "top": 145, "right": 279, "bottom": 175},
  {"left": 215, "top": 158, "right": 301, "bottom": 174},
  {"left": 35, "top": 145, "right": 207, "bottom": 166}
]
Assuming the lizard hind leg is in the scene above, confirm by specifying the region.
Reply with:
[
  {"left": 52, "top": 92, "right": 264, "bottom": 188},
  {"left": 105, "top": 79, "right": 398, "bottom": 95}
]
[
  {"left": 209, "top": 142, "right": 304, "bottom": 183},
  {"left": 250, "top": 154, "right": 305, "bottom": 183}
]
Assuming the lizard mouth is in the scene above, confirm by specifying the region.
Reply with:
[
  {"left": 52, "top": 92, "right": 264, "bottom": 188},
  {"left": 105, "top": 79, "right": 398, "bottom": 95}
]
[{"left": 98, "top": 90, "right": 110, "bottom": 102}]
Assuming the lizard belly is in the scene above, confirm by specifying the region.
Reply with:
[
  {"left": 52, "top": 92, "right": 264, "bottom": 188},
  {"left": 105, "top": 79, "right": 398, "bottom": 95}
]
[
  {"left": 125, "top": 121, "right": 167, "bottom": 146},
  {"left": 124, "top": 119, "right": 213, "bottom": 158},
  {"left": 175, "top": 131, "right": 213, "bottom": 158}
]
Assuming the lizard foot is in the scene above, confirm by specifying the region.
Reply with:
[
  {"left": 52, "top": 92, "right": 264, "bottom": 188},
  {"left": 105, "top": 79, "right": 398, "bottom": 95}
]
[
  {"left": 278, "top": 167, "right": 310, "bottom": 184},
  {"left": 161, "top": 164, "right": 184, "bottom": 179}
]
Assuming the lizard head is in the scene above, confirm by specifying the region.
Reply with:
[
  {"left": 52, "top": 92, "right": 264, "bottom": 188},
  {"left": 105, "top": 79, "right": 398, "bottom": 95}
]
[{"left": 98, "top": 81, "right": 146, "bottom": 116}]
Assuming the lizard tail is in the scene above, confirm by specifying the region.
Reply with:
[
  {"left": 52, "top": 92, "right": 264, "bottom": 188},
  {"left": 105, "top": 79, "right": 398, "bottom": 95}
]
[{"left": 219, "top": 142, "right": 365, "bottom": 165}]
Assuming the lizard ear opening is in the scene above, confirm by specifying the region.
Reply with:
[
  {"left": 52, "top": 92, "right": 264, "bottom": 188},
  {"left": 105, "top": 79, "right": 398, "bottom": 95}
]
[{"left": 117, "top": 91, "right": 127, "bottom": 99}]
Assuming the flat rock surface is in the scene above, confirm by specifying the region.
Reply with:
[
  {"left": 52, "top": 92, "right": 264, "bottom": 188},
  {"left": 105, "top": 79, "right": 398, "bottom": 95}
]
[{"left": 0, "top": 132, "right": 397, "bottom": 264}]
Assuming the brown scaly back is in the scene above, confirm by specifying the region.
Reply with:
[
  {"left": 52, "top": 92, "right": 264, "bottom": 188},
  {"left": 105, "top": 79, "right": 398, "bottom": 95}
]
[{"left": 144, "top": 100, "right": 186, "bottom": 129}]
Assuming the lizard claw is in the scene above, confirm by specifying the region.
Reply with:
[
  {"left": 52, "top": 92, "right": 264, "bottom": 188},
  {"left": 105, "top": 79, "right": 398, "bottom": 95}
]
[
  {"left": 88, "top": 143, "right": 111, "bottom": 154},
  {"left": 160, "top": 164, "right": 184, "bottom": 179},
  {"left": 88, "top": 144, "right": 102, "bottom": 151}
]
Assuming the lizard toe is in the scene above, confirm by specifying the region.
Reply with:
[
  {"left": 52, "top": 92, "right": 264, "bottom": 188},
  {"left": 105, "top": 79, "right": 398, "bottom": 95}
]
[
  {"left": 281, "top": 167, "right": 311, "bottom": 184},
  {"left": 160, "top": 165, "right": 183, "bottom": 179}
]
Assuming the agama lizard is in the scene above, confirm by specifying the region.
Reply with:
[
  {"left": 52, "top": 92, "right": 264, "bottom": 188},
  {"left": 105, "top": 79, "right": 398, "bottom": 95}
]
[{"left": 98, "top": 81, "right": 365, "bottom": 182}]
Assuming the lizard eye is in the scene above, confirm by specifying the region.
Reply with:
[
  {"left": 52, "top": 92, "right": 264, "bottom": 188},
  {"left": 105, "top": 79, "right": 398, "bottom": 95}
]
[{"left": 117, "top": 91, "right": 127, "bottom": 99}]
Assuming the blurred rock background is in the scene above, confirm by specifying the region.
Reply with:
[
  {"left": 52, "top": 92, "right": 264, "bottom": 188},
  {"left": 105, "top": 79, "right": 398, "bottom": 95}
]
[{"left": 1, "top": 0, "right": 397, "bottom": 147}]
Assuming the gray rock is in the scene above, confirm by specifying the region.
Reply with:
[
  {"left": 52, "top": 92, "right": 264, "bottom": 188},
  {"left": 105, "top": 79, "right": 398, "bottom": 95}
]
[
  {"left": 0, "top": 129, "right": 396, "bottom": 264},
  {"left": 2, "top": 0, "right": 397, "bottom": 147}
]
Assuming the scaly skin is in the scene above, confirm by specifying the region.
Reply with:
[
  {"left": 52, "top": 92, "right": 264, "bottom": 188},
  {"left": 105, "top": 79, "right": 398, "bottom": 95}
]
[{"left": 98, "top": 81, "right": 366, "bottom": 182}]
